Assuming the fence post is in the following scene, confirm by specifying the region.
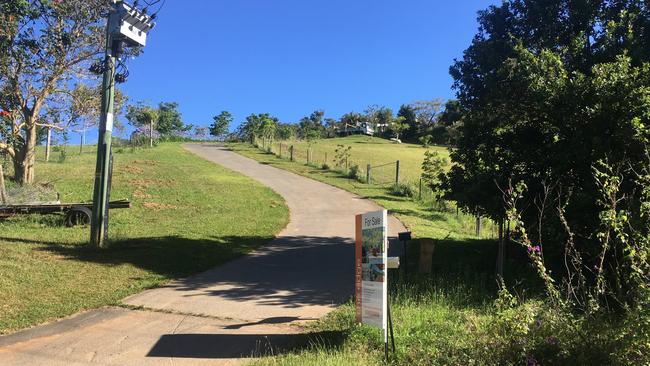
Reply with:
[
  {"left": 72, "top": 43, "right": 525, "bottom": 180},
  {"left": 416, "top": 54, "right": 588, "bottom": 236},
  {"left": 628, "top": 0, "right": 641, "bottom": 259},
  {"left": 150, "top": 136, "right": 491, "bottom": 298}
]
[
  {"left": 279, "top": 144, "right": 282, "bottom": 158},
  {"left": 325, "top": 152, "right": 328, "bottom": 166},
  {"left": 476, "top": 215, "right": 482, "bottom": 237},
  {"left": 419, "top": 178, "right": 423, "bottom": 200},
  {"left": 307, "top": 147, "right": 311, "bottom": 165},
  {"left": 395, "top": 160, "right": 400, "bottom": 185},
  {"left": 290, "top": 145, "right": 294, "bottom": 161},
  {"left": 0, "top": 164, "right": 7, "bottom": 205},
  {"left": 366, "top": 164, "right": 371, "bottom": 184}
]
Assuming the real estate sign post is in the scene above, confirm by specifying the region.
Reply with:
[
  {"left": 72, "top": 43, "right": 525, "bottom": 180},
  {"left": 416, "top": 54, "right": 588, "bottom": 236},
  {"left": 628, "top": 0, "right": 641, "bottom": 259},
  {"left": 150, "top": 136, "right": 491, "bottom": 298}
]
[{"left": 355, "top": 210, "right": 388, "bottom": 344}]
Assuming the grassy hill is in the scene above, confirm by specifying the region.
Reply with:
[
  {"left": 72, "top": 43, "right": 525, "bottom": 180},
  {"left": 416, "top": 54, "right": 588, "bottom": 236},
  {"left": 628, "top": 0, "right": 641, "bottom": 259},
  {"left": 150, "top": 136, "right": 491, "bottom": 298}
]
[
  {"left": 262, "top": 135, "right": 450, "bottom": 184},
  {"left": 0, "top": 143, "right": 289, "bottom": 333}
]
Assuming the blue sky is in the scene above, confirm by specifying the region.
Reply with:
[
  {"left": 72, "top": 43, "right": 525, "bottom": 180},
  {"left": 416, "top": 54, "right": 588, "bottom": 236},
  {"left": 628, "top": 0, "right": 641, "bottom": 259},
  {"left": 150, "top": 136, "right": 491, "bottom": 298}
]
[{"left": 108, "top": 0, "right": 498, "bottom": 139}]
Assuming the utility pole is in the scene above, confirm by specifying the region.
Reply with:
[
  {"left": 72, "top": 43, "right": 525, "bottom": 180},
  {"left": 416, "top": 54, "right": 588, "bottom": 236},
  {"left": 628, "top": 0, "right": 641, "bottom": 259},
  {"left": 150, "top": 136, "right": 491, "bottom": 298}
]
[{"left": 90, "top": 0, "right": 154, "bottom": 247}]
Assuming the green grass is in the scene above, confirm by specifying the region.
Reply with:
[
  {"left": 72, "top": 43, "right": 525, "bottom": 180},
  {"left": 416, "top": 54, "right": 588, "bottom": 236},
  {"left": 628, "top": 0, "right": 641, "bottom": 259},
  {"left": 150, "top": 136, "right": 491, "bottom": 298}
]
[
  {"left": 0, "top": 143, "right": 289, "bottom": 334},
  {"left": 262, "top": 135, "right": 449, "bottom": 184},
  {"left": 229, "top": 140, "right": 494, "bottom": 241},
  {"left": 229, "top": 139, "right": 643, "bottom": 366}
]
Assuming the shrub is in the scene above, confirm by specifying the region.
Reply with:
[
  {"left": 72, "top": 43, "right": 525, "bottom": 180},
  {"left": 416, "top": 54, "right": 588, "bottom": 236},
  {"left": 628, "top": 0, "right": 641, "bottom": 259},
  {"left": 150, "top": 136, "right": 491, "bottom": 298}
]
[
  {"left": 389, "top": 182, "right": 414, "bottom": 197},
  {"left": 321, "top": 162, "right": 330, "bottom": 170},
  {"left": 348, "top": 164, "right": 360, "bottom": 180},
  {"left": 57, "top": 149, "right": 67, "bottom": 163}
]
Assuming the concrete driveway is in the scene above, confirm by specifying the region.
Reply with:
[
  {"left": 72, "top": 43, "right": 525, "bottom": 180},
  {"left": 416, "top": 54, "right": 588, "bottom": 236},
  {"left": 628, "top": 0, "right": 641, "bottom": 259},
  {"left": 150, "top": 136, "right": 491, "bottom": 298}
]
[{"left": 0, "top": 144, "right": 405, "bottom": 365}]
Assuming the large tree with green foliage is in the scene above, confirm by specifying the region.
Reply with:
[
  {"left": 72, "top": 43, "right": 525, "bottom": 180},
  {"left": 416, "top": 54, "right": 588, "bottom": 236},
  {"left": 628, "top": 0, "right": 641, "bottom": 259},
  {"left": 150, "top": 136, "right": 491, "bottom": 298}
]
[
  {"left": 446, "top": 0, "right": 650, "bottom": 308},
  {"left": 155, "top": 102, "right": 185, "bottom": 136},
  {"left": 0, "top": 0, "right": 107, "bottom": 184},
  {"left": 236, "top": 113, "right": 279, "bottom": 142},
  {"left": 298, "top": 110, "right": 327, "bottom": 140},
  {"left": 397, "top": 104, "right": 418, "bottom": 142},
  {"left": 209, "top": 111, "right": 232, "bottom": 140}
]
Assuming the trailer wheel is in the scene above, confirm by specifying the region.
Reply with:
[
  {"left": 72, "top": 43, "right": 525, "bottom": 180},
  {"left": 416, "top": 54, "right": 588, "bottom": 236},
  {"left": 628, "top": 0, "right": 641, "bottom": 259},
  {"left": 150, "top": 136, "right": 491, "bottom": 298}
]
[{"left": 65, "top": 206, "right": 92, "bottom": 227}]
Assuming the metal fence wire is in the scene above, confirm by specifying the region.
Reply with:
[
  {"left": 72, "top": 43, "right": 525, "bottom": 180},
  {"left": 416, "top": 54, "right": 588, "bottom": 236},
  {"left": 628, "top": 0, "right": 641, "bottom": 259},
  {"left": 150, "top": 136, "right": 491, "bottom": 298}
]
[
  {"left": 251, "top": 138, "right": 497, "bottom": 239},
  {"left": 367, "top": 161, "right": 398, "bottom": 185}
]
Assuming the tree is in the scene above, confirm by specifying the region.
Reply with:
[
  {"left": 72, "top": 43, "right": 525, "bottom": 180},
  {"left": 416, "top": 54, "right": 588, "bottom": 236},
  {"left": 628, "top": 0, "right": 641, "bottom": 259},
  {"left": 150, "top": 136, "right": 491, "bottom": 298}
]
[
  {"left": 375, "top": 107, "right": 393, "bottom": 137},
  {"left": 298, "top": 110, "right": 327, "bottom": 140},
  {"left": 411, "top": 99, "right": 443, "bottom": 129},
  {"left": 66, "top": 84, "right": 126, "bottom": 153},
  {"left": 156, "top": 102, "right": 184, "bottom": 136},
  {"left": 324, "top": 118, "right": 338, "bottom": 138},
  {"left": 438, "top": 100, "right": 463, "bottom": 127},
  {"left": 446, "top": 0, "right": 650, "bottom": 308},
  {"left": 0, "top": 0, "right": 107, "bottom": 184},
  {"left": 388, "top": 116, "right": 407, "bottom": 141},
  {"left": 275, "top": 123, "right": 297, "bottom": 140},
  {"left": 397, "top": 105, "right": 418, "bottom": 142},
  {"left": 126, "top": 103, "right": 158, "bottom": 147},
  {"left": 209, "top": 111, "right": 232, "bottom": 140},
  {"left": 236, "top": 113, "right": 279, "bottom": 143}
]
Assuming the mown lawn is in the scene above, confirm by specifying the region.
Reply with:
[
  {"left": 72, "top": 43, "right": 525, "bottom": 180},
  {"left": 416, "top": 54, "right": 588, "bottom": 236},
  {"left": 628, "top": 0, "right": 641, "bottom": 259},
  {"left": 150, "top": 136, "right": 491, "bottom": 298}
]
[
  {"left": 0, "top": 143, "right": 289, "bottom": 334},
  {"left": 229, "top": 142, "right": 494, "bottom": 240},
  {"left": 262, "top": 135, "right": 450, "bottom": 184}
]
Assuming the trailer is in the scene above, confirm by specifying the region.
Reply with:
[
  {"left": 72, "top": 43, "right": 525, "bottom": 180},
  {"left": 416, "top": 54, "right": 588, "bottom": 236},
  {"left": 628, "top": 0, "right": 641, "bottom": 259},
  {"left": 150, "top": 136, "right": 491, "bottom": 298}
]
[{"left": 0, "top": 199, "right": 130, "bottom": 227}]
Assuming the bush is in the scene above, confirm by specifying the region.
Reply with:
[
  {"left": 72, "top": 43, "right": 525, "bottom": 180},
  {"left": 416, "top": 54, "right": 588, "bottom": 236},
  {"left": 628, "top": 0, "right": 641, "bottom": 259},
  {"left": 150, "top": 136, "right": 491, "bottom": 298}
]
[
  {"left": 57, "top": 149, "right": 67, "bottom": 163},
  {"left": 389, "top": 182, "right": 415, "bottom": 197},
  {"left": 348, "top": 164, "right": 360, "bottom": 180},
  {"left": 321, "top": 162, "right": 330, "bottom": 170}
]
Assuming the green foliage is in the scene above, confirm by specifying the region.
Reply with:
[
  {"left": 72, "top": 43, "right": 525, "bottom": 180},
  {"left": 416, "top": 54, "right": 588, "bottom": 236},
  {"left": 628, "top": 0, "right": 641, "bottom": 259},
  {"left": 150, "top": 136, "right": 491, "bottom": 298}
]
[
  {"left": 236, "top": 113, "right": 279, "bottom": 142},
  {"left": 418, "top": 135, "right": 432, "bottom": 148},
  {"left": 334, "top": 144, "right": 351, "bottom": 171},
  {"left": 155, "top": 102, "right": 185, "bottom": 136},
  {"left": 347, "top": 164, "right": 361, "bottom": 181},
  {"left": 397, "top": 104, "right": 418, "bottom": 142},
  {"left": 57, "top": 148, "right": 67, "bottom": 164},
  {"left": 0, "top": 0, "right": 108, "bottom": 184},
  {"left": 298, "top": 110, "right": 327, "bottom": 140},
  {"left": 421, "top": 150, "right": 448, "bottom": 196},
  {"left": 275, "top": 123, "right": 297, "bottom": 140},
  {"left": 388, "top": 182, "right": 414, "bottom": 198},
  {"left": 387, "top": 115, "right": 407, "bottom": 141},
  {"left": 209, "top": 111, "right": 232, "bottom": 139},
  {"left": 445, "top": 0, "right": 650, "bottom": 314}
]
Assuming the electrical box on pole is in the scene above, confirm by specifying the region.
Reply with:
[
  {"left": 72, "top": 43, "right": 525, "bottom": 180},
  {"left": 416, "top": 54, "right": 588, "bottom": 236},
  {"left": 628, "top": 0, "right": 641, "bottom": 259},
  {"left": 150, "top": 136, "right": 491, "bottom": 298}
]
[
  {"left": 108, "top": 1, "right": 155, "bottom": 47},
  {"left": 90, "top": 0, "right": 155, "bottom": 247}
]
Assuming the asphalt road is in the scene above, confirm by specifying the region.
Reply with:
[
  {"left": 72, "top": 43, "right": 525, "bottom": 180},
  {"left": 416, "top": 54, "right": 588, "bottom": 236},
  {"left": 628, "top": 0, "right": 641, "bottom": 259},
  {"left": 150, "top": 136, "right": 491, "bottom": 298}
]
[{"left": 0, "top": 144, "right": 405, "bottom": 365}]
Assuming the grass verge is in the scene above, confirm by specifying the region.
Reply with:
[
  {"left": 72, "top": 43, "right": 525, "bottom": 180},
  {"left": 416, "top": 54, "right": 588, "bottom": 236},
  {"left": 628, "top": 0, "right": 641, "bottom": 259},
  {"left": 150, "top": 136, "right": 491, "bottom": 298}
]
[
  {"left": 0, "top": 143, "right": 289, "bottom": 333},
  {"left": 229, "top": 140, "right": 645, "bottom": 366}
]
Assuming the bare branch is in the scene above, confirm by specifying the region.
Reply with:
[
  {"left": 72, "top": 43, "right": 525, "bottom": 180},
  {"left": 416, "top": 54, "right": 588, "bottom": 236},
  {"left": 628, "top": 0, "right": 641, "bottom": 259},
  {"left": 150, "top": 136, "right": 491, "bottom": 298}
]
[
  {"left": 0, "top": 142, "right": 15, "bottom": 158},
  {"left": 35, "top": 122, "right": 65, "bottom": 131}
]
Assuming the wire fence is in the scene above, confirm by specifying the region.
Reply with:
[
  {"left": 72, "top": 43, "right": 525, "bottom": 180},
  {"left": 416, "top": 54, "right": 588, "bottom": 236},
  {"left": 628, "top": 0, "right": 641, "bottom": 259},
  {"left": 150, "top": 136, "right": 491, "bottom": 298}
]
[{"left": 253, "top": 137, "right": 498, "bottom": 239}]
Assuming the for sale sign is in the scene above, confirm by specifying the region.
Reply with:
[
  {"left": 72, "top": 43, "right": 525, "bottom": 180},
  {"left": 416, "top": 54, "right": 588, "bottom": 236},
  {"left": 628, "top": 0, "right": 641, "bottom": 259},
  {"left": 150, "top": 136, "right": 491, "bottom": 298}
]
[{"left": 355, "top": 210, "right": 388, "bottom": 331}]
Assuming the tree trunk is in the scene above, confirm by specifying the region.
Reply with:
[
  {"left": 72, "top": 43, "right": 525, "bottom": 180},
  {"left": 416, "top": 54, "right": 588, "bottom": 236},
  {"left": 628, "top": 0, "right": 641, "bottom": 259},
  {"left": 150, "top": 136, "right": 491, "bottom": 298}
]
[
  {"left": 45, "top": 128, "right": 51, "bottom": 162},
  {"left": 149, "top": 120, "right": 153, "bottom": 148},
  {"left": 13, "top": 125, "right": 37, "bottom": 185}
]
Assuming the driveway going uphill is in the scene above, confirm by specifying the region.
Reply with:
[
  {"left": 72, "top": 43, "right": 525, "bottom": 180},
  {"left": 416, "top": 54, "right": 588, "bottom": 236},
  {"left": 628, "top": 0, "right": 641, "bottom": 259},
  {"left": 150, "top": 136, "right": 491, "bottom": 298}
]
[{"left": 0, "top": 144, "right": 405, "bottom": 365}]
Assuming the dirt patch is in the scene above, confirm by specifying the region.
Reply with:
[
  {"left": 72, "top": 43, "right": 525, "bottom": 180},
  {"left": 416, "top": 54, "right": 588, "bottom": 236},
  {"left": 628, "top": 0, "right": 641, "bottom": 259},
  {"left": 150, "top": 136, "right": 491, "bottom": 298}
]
[
  {"left": 143, "top": 202, "right": 178, "bottom": 210},
  {"left": 120, "top": 166, "right": 144, "bottom": 174},
  {"left": 133, "top": 160, "right": 159, "bottom": 166},
  {"left": 130, "top": 179, "right": 157, "bottom": 199}
]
